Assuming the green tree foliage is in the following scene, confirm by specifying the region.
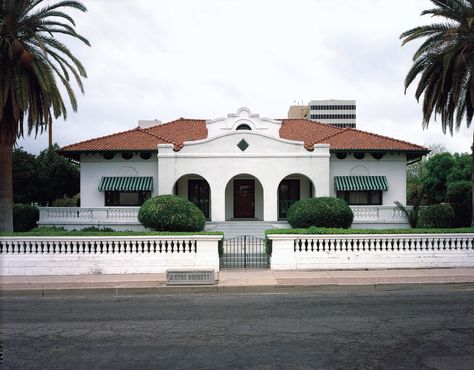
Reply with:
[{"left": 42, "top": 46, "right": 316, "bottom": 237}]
[
  {"left": 12, "top": 147, "right": 39, "bottom": 204},
  {"left": 0, "top": 0, "right": 89, "bottom": 232},
  {"left": 422, "top": 152, "right": 471, "bottom": 204},
  {"left": 12, "top": 145, "right": 79, "bottom": 206},
  {"left": 447, "top": 180, "right": 472, "bottom": 226},
  {"left": 401, "top": 0, "right": 474, "bottom": 227},
  {"left": 422, "top": 152, "right": 456, "bottom": 204},
  {"left": 35, "top": 144, "right": 79, "bottom": 205},
  {"left": 408, "top": 151, "right": 472, "bottom": 226}
]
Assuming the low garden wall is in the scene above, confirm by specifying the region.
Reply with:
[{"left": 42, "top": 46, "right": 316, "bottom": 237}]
[
  {"left": 0, "top": 235, "right": 222, "bottom": 275},
  {"left": 268, "top": 233, "right": 474, "bottom": 270}
]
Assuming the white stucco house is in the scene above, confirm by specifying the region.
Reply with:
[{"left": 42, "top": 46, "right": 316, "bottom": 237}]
[{"left": 39, "top": 107, "right": 428, "bottom": 230}]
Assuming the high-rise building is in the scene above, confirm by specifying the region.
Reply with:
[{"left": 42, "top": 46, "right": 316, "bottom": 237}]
[{"left": 287, "top": 99, "right": 356, "bottom": 128}]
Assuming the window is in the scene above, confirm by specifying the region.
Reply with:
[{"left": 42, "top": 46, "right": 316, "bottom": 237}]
[
  {"left": 121, "top": 152, "right": 133, "bottom": 160},
  {"left": 337, "top": 191, "right": 382, "bottom": 205},
  {"left": 236, "top": 124, "right": 251, "bottom": 130},
  {"left": 103, "top": 153, "right": 115, "bottom": 160},
  {"left": 140, "top": 152, "right": 152, "bottom": 160},
  {"left": 105, "top": 191, "right": 151, "bottom": 206}
]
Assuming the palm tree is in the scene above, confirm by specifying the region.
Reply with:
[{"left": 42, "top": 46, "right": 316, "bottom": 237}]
[
  {"left": 401, "top": 0, "right": 474, "bottom": 227},
  {"left": 0, "top": 0, "right": 89, "bottom": 231}
]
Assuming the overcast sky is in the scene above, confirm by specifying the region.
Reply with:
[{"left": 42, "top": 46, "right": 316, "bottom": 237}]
[{"left": 17, "top": 0, "right": 473, "bottom": 154}]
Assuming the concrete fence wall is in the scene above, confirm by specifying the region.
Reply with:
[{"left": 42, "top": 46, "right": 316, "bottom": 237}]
[
  {"left": 0, "top": 236, "right": 222, "bottom": 276},
  {"left": 269, "top": 234, "right": 474, "bottom": 270}
]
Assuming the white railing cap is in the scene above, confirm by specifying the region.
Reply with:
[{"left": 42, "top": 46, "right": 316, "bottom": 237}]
[
  {"left": 0, "top": 235, "right": 224, "bottom": 242},
  {"left": 267, "top": 233, "right": 474, "bottom": 240}
]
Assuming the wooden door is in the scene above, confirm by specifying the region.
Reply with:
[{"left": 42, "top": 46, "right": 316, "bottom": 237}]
[{"left": 234, "top": 179, "right": 255, "bottom": 218}]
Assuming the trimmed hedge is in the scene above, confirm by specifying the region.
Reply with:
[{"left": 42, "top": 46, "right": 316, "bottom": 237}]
[
  {"left": 417, "top": 204, "right": 455, "bottom": 228},
  {"left": 13, "top": 204, "right": 39, "bottom": 232},
  {"left": 138, "top": 195, "right": 206, "bottom": 232},
  {"left": 287, "top": 197, "right": 353, "bottom": 229}
]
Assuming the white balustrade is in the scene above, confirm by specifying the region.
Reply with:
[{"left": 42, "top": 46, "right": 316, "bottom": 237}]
[
  {"left": 38, "top": 207, "right": 142, "bottom": 230},
  {"left": 269, "top": 233, "right": 474, "bottom": 270},
  {"left": 0, "top": 235, "right": 222, "bottom": 275}
]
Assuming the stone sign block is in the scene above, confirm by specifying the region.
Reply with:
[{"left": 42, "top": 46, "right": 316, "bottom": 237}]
[{"left": 166, "top": 270, "right": 216, "bottom": 285}]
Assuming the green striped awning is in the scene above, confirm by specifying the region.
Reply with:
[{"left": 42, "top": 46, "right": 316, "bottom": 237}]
[
  {"left": 98, "top": 177, "right": 153, "bottom": 192},
  {"left": 334, "top": 176, "right": 388, "bottom": 191}
]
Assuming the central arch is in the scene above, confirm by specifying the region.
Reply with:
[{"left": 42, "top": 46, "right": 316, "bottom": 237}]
[{"left": 224, "top": 174, "right": 264, "bottom": 220}]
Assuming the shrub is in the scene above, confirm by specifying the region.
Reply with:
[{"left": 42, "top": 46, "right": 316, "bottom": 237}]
[
  {"left": 80, "top": 226, "right": 115, "bottom": 232},
  {"left": 13, "top": 204, "right": 39, "bottom": 232},
  {"left": 447, "top": 180, "right": 472, "bottom": 227},
  {"left": 138, "top": 195, "right": 206, "bottom": 232},
  {"left": 417, "top": 204, "right": 455, "bottom": 228},
  {"left": 287, "top": 197, "right": 353, "bottom": 229}
]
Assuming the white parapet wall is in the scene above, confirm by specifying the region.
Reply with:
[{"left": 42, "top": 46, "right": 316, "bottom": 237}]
[
  {"left": 37, "top": 207, "right": 145, "bottom": 231},
  {"left": 0, "top": 235, "right": 222, "bottom": 276},
  {"left": 268, "top": 233, "right": 474, "bottom": 270},
  {"left": 37, "top": 205, "right": 411, "bottom": 231}
]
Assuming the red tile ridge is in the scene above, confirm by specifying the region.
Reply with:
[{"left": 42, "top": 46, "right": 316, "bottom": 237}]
[
  {"left": 312, "top": 127, "right": 352, "bottom": 146},
  {"left": 139, "top": 128, "right": 175, "bottom": 146},
  {"left": 146, "top": 117, "right": 207, "bottom": 128}
]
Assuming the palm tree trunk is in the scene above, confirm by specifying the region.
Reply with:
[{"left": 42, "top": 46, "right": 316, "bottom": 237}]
[
  {"left": 472, "top": 130, "right": 474, "bottom": 227},
  {"left": 0, "top": 141, "right": 14, "bottom": 232}
]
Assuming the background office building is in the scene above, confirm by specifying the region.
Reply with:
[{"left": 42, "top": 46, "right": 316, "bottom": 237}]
[{"left": 288, "top": 99, "right": 356, "bottom": 128}]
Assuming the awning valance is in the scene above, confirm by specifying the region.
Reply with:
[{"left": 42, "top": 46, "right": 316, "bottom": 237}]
[
  {"left": 98, "top": 177, "right": 153, "bottom": 192},
  {"left": 334, "top": 176, "right": 388, "bottom": 191}
]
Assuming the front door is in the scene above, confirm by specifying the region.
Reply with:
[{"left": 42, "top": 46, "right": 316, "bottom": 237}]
[{"left": 234, "top": 179, "right": 255, "bottom": 218}]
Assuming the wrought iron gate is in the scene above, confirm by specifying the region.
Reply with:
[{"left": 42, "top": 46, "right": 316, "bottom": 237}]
[{"left": 220, "top": 235, "right": 269, "bottom": 268}]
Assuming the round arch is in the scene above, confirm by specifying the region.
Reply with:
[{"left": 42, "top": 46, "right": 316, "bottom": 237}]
[
  {"left": 277, "top": 173, "right": 315, "bottom": 220},
  {"left": 173, "top": 174, "right": 211, "bottom": 220},
  {"left": 224, "top": 173, "right": 264, "bottom": 220}
]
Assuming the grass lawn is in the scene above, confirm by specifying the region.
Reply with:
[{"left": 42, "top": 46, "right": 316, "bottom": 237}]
[{"left": 0, "top": 227, "right": 224, "bottom": 237}]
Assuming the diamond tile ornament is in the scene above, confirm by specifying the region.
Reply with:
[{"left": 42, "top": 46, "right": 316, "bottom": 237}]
[{"left": 237, "top": 139, "right": 249, "bottom": 151}]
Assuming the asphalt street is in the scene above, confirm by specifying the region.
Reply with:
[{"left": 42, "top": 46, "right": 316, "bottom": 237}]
[{"left": 1, "top": 288, "right": 474, "bottom": 369}]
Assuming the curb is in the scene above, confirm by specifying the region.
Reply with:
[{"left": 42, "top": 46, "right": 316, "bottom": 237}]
[{"left": 1, "top": 282, "right": 474, "bottom": 297}]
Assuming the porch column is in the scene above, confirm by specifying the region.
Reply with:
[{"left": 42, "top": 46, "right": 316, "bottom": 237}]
[
  {"left": 156, "top": 144, "right": 176, "bottom": 195},
  {"left": 210, "top": 180, "right": 226, "bottom": 221},
  {"left": 263, "top": 181, "right": 278, "bottom": 222},
  {"left": 313, "top": 144, "right": 330, "bottom": 197}
]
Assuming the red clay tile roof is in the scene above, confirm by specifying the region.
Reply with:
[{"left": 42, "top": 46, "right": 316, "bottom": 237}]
[
  {"left": 60, "top": 117, "right": 427, "bottom": 155},
  {"left": 279, "top": 119, "right": 428, "bottom": 152},
  {"left": 60, "top": 118, "right": 207, "bottom": 153}
]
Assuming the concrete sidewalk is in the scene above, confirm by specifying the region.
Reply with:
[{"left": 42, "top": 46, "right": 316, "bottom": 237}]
[{"left": 2, "top": 268, "right": 474, "bottom": 296}]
